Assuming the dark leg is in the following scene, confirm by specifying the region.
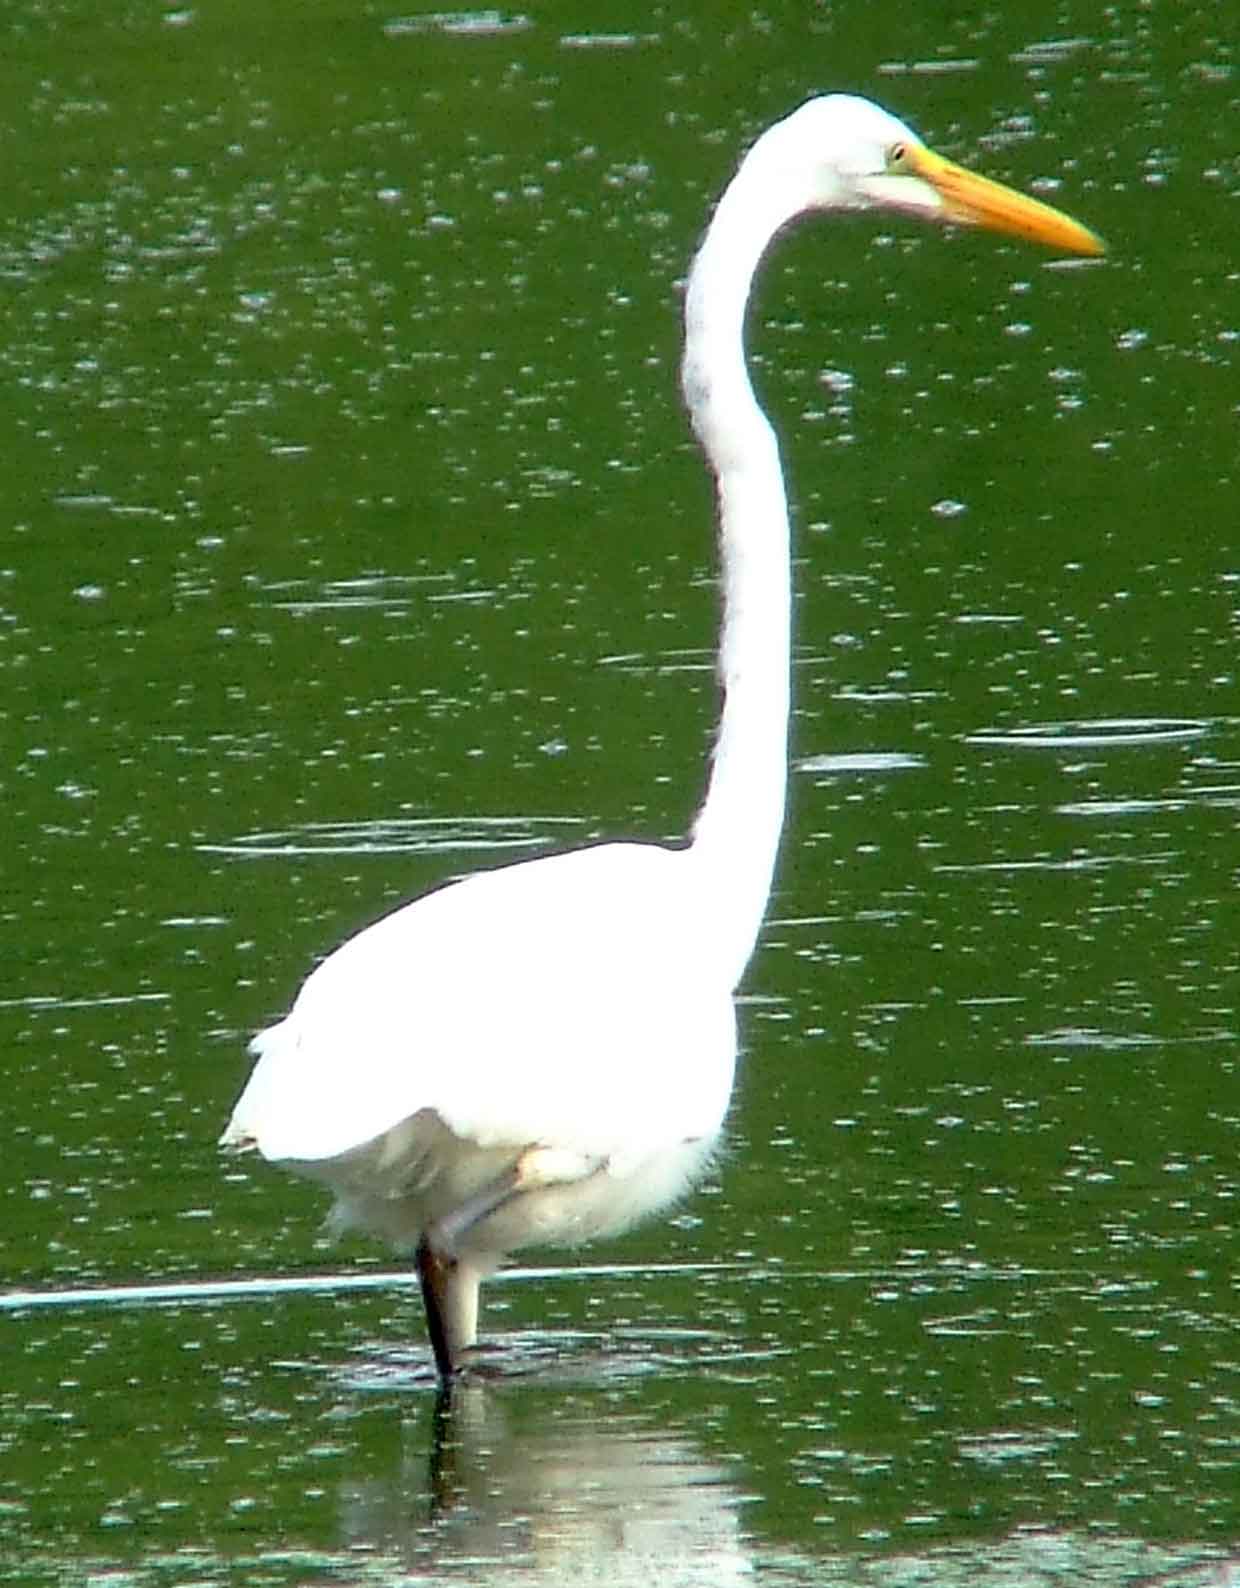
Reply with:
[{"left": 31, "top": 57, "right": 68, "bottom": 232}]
[
  {"left": 416, "top": 1235, "right": 460, "bottom": 1382},
  {"left": 429, "top": 1163, "right": 524, "bottom": 1254},
  {"left": 417, "top": 1148, "right": 607, "bottom": 1379},
  {"left": 415, "top": 1167, "right": 526, "bottom": 1380},
  {"left": 429, "top": 1146, "right": 608, "bottom": 1254}
]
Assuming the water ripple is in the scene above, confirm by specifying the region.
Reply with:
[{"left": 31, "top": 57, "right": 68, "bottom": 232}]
[
  {"left": 198, "top": 815, "right": 582, "bottom": 859},
  {"left": 966, "top": 717, "right": 1210, "bottom": 750}
]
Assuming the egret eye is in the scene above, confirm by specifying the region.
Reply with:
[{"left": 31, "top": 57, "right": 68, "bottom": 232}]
[{"left": 887, "top": 141, "right": 909, "bottom": 170}]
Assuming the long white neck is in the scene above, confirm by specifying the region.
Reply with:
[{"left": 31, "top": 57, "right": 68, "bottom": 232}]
[{"left": 682, "top": 148, "right": 806, "bottom": 991}]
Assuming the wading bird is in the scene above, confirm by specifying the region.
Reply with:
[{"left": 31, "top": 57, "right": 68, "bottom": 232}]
[{"left": 222, "top": 95, "right": 1103, "bottom": 1380}]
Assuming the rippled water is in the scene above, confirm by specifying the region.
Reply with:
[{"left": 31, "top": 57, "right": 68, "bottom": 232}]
[{"left": 2, "top": 3, "right": 1236, "bottom": 1584}]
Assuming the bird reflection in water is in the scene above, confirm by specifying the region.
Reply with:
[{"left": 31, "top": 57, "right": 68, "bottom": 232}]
[{"left": 340, "top": 1385, "right": 751, "bottom": 1586}]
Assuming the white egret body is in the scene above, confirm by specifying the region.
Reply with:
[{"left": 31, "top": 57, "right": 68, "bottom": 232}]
[{"left": 222, "top": 95, "right": 1102, "bottom": 1378}]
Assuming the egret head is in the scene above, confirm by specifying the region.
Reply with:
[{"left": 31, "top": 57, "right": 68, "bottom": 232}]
[{"left": 761, "top": 94, "right": 1105, "bottom": 257}]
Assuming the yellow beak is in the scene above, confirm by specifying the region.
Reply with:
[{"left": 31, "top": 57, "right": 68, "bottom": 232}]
[{"left": 906, "top": 141, "right": 1105, "bottom": 256}]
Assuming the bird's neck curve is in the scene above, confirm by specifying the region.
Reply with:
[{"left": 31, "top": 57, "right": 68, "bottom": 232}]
[{"left": 681, "top": 152, "right": 805, "bottom": 990}]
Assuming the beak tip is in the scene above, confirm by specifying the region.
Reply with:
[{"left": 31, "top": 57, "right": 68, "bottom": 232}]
[{"left": 1067, "top": 227, "right": 1107, "bottom": 259}]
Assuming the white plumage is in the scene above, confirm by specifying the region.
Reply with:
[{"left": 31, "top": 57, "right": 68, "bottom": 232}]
[{"left": 222, "top": 94, "right": 1102, "bottom": 1379}]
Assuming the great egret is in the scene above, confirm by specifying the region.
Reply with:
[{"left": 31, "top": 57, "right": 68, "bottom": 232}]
[{"left": 222, "top": 95, "right": 1103, "bottom": 1380}]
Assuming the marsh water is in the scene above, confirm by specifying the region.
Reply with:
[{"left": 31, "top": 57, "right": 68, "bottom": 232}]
[{"left": 2, "top": 4, "right": 1237, "bottom": 1584}]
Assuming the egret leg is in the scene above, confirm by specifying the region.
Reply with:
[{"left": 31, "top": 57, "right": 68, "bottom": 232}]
[
  {"left": 430, "top": 1165, "right": 524, "bottom": 1255},
  {"left": 416, "top": 1237, "right": 482, "bottom": 1381},
  {"left": 432, "top": 1145, "right": 607, "bottom": 1255},
  {"left": 417, "top": 1147, "right": 607, "bottom": 1378}
]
